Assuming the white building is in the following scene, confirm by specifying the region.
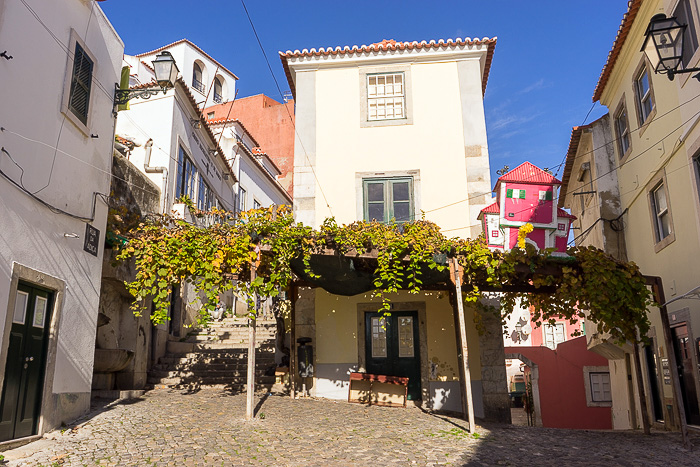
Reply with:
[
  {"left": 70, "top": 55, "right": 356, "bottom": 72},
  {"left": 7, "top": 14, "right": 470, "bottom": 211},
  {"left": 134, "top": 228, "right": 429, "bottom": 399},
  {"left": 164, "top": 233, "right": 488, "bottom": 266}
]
[
  {"left": 125, "top": 39, "right": 238, "bottom": 110},
  {"left": 0, "top": 0, "right": 124, "bottom": 442},
  {"left": 207, "top": 118, "right": 292, "bottom": 213},
  {"left": 279, "top": 37, "right": 510, "bottom": 421}
]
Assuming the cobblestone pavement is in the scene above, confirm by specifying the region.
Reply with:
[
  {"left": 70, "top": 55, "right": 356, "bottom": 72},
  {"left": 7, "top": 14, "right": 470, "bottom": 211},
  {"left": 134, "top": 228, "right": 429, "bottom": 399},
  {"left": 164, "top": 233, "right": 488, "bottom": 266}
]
[{"left": 3, "top": 387, "right": 700, "bottom": 466}]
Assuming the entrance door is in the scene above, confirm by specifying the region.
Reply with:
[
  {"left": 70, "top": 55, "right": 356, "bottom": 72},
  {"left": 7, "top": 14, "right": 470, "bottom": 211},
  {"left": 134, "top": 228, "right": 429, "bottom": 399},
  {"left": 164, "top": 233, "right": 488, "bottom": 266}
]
[
  {"left": 0, "top": 282, "right": 54, "bottom": 441},
  {"left": 365, "top": 311, "right": 421, "bottom": 400},
  {"left": 672, "top": 324, "right": 700, "bottom": 426}
]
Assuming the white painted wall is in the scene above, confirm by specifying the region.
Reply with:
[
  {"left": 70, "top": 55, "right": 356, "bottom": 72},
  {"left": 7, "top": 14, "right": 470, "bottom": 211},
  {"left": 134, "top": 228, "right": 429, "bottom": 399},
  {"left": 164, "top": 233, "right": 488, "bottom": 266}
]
[
  {"left": 210, "top": 122, "right": 291, "bottom": 211},
  {"left": 0, "top": 0, "right": 123, "bottom": 427},
  {"left": 115, "top": 84, "right": 237, "bottom": 213},
  {"left": 289, "top": 46, "right": 492, "bottom": 239},
  {"left": 135, "top": 41, "right": 237, "bottom": 109}
]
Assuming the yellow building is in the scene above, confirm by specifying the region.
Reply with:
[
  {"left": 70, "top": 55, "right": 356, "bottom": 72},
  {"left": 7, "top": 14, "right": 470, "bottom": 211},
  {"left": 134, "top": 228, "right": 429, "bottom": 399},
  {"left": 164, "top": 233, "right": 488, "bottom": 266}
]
[
  {"left": 563, "top": 0, "right": 700, "bottom": 430},
  {"left": 280, "top": 37, "right": 510, "bottom": 421}
]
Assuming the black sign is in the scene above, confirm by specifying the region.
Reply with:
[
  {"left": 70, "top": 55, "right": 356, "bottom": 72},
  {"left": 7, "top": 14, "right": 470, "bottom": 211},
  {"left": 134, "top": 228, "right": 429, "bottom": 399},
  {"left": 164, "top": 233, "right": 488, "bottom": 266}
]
[{"left": 83, "top": 223, "right": 100, "bottom": 257}]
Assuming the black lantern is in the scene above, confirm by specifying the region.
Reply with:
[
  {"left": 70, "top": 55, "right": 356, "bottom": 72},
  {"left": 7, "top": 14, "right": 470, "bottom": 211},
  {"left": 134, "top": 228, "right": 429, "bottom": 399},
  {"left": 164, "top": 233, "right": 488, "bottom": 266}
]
[
  {"left": 151, "top": 51, "right": 179, "bottom": 89},
  {"left": 642, "top": 14, "right": 700, "bottom": 81},
  {"left": 114, "top": 51, "right": 179, "bottom": 109}
]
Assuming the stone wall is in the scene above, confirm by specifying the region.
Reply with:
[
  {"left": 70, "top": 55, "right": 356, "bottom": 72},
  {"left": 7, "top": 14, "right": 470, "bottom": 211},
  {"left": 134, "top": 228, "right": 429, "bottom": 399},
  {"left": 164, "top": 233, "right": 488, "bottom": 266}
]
[{"left": 478, "top": 300, "right": 511, "bottom": 423}]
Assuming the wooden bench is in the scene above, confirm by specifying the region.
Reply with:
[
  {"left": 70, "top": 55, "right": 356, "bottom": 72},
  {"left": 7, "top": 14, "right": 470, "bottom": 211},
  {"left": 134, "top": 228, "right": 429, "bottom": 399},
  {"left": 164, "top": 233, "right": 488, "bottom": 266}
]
[{"left": 348, "top": 372, "right": 409, "bottom": 407}]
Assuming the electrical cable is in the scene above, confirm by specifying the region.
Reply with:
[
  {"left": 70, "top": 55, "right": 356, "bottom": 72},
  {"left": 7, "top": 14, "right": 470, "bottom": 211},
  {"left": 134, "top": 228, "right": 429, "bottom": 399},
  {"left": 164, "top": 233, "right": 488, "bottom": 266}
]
[{"left": 239, "top": 0, "right": 334, "bottom": 217}]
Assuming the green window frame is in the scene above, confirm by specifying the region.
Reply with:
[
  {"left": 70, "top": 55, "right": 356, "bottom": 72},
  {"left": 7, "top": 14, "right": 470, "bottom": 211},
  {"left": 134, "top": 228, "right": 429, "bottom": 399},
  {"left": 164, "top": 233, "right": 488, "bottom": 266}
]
[
  {"left": 68, "top": 42, "right": 93, "bottom": 125},
  {"left": 363, "top": 177, "right": 413, "bottom": 223},
  {"left": 506, "top": 188, "right": 526, "bottom": 199}
]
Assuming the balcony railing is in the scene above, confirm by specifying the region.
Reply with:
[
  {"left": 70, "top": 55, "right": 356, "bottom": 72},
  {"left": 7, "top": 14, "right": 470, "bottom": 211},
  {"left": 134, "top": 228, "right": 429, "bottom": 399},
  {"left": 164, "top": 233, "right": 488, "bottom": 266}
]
[
  {"left": 213, "top": 92, "right": 223, "bottom": 104},
  {"left": 192, "top": 78, "right": 205, "bottom": 94}
]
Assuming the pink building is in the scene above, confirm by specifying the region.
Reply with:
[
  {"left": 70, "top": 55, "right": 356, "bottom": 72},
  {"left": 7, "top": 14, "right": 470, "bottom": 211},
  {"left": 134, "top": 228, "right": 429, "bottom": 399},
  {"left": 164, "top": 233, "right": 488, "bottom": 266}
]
[{"left": 478, "top": 162, "right": 575, "bottom": 253}]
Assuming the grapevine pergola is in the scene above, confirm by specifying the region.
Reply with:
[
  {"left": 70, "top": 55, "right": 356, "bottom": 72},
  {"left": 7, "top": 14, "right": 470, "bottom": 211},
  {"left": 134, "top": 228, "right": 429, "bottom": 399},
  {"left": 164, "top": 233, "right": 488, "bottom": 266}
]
[{"left": 114, "top": 204, "right": 688, "bottom": 440}]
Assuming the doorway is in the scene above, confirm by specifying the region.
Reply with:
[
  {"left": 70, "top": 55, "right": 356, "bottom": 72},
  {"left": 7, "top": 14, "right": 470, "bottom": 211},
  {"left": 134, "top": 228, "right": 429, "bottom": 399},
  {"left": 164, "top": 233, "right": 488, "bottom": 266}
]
[
  {"left": 671, "top": 324, "right": 700, "bottom": 426},
  {"left": 365, "top": 311, "right": 421, "bottom": 400},
  {"left": 0, "top": 282, "right": 54, "bottom": 441}
]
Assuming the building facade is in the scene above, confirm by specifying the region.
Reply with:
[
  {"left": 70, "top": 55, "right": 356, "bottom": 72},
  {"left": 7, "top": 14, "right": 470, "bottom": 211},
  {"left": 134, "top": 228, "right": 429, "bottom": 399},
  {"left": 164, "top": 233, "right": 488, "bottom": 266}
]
[
  {"left": 565, "top": 0, "right": 700, "bottom": 430},
  {"left": 0, "top": 0, "right": 124, "bottom": 441},
  {"left": 280, "top": 37, "right": 510, "bottom": 420}
]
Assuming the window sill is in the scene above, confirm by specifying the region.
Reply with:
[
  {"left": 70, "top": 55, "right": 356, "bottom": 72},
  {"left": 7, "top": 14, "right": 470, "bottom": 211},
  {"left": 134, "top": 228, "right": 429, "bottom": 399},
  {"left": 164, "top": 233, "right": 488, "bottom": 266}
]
[
  {"left": 653, "top": 231, "right": 675, "bottom": 253},
  {"left": 618, "top": 145, "right": 633, "bottom": 165},
  {"left": 361, "top": 117, "right": 412, "bottom": 128}
]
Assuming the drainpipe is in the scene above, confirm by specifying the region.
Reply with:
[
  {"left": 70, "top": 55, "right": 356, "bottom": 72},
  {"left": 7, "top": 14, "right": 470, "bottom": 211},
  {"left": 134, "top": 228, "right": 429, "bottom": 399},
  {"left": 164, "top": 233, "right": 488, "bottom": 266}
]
[{"left": 143, "top": 139, "right": 168, "bottom": 213}]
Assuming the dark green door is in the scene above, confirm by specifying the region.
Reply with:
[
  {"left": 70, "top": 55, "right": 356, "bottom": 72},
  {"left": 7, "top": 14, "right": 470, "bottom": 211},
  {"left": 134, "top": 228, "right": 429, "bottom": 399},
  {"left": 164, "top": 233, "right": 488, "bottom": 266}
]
[
  {"left": 365, "top": 311, "right": 421, "bottom": 400},
  {"left": 0, "top": 282, "right": 53, "bottom": 441}
]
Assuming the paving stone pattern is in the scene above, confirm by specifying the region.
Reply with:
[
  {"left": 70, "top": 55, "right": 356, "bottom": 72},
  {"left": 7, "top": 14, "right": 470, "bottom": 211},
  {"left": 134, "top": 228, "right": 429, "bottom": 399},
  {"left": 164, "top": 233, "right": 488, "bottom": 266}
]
[{"left": 3, "top": 388, "right": 700, "bottom": 466}]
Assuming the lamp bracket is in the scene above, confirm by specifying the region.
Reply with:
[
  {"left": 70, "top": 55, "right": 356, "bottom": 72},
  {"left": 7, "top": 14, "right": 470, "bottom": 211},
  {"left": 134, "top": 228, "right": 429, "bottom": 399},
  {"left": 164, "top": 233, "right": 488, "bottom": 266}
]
[{"left": 114, "top": 84, "right": 169, "bottom": 107}]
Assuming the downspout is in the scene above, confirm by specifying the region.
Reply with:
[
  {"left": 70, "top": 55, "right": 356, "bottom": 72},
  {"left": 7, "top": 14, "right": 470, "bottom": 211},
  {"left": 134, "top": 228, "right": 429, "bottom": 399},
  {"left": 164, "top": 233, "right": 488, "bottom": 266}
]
[{"left": 143, "top": 139, "right": 168, "bottom": 213}]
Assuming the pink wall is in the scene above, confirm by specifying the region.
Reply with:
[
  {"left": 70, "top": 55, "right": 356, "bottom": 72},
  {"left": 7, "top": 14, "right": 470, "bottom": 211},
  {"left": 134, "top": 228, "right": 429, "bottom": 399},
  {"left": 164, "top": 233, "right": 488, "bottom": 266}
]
[
  {"left": 505, "top": 337, "right": 612, "bottom": 430},
  {"left": 502, "top": 182, "right": 553, "bottom": 224}
]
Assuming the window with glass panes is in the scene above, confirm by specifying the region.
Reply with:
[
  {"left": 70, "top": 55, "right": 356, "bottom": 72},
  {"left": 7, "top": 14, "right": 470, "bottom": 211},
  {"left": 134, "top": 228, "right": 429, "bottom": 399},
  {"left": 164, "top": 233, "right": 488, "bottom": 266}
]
[
  {"left": 197, "top": 174, "right": 215, "bottom": 210},
  {"left": 614, "top": 105, "right": 630, "bottom": 157},
  {"left": 635, "top": 66, "right": 654, "bottom": 123},
  {"left": 651, "top": 183, "right": 671, "bottom": 241},
  {"left": 367, "top": 73, "right": 405, "bottom": 121},
  {"left": 363, "top": 177, "right": 413, "bottom": 223},
  {"left": 175, "top": 146, "right": 197, "bottom": 201},
  {"left": 675, "top": 0, "right": 699, "bottom": 68}
]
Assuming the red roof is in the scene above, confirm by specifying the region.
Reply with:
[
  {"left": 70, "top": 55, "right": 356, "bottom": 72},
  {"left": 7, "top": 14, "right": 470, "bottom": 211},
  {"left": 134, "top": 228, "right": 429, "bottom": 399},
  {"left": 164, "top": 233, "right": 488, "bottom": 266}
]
[
  {"left": 497, "top": 161, "right": 562, "bottom": 186},
  {"left": 481, "top": 202, "right": 500, "bottom": 214},
  {"left": 592, "top": 0, "right": 642, "bottom": 102},
  {"left": 279, "top": 36, "right": 497, "bottom": 99},
  {"left": 557, "top": 208, "right": 577, "bottom": 220}
]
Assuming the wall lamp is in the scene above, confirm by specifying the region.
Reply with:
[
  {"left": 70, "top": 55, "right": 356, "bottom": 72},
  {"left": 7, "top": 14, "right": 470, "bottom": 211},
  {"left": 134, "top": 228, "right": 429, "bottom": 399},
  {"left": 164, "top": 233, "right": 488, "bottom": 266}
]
[
  {"left": 642, "top": 14, "right": 700, "bottom": 81},
  {"left": 114, "top": 51, "right": 179, "bottom": 107}
]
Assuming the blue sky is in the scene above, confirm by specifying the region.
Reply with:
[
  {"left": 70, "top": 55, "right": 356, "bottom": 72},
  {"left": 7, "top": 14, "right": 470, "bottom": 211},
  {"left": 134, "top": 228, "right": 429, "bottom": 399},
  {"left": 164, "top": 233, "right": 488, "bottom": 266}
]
[{"left": 101, "top": 0, "right": 630, "bottom": 185}]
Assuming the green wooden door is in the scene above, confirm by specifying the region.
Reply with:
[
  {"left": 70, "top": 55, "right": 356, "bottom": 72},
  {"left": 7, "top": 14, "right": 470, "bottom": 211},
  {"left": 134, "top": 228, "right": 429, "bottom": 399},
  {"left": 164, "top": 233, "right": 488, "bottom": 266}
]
[
  {"left": 0, "top": 282, "right": 53, "bottom": 441},
  {"left": 365, "top": 311, "right": 421, "bottom": 400}
]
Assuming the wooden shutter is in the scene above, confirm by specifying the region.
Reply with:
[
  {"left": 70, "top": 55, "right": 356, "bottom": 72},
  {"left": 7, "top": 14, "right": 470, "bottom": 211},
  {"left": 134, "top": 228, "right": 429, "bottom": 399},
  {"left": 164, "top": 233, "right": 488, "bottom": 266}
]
[{"left": 68, "top": 43, "right": 93, "bottom": 124}]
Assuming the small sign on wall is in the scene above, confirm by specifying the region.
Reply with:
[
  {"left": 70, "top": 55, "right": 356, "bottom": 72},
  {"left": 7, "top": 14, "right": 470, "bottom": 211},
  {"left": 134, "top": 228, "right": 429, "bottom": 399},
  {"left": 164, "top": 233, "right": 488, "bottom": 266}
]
[
  {"left": 661, "top": 358, "right": 671, "bottom": 385},
  {"left": 83, "top": 223, "right": 100, "bottom": 257}
]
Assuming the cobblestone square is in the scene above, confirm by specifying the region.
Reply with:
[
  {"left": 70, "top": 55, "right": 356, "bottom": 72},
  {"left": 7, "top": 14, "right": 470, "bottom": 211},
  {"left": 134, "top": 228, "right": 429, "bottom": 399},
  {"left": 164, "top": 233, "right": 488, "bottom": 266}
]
[{"left": 3, "top": 388, "right": 700, "bottom": 466}]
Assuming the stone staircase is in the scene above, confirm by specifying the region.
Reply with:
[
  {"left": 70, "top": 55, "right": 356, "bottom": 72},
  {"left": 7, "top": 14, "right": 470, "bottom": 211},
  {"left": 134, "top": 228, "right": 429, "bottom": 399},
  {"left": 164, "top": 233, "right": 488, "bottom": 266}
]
[{"left": 148, "top": 317, "right": 278, "bottom": 391}]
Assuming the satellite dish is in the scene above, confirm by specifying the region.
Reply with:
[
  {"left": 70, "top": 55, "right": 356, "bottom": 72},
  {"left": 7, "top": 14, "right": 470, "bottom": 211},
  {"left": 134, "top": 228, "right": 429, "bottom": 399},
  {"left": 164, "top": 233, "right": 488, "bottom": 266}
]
[{"left": 522, "top": 324, "right": 532, "bottom": 336}]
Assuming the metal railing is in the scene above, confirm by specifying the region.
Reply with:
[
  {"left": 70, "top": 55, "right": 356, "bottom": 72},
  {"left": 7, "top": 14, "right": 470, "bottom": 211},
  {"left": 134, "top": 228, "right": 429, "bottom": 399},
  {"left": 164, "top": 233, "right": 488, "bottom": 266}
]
[
  {"left": 192, "top": 78, "right": 205, "bottom": 93},
  {"left": 213, "top": 92, "right": 223, "bottom": 104}
]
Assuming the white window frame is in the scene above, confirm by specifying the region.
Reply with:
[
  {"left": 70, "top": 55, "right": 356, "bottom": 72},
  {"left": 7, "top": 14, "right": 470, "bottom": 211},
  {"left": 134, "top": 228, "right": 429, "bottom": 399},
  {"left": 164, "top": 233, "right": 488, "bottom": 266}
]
[
  {"left": 614, "top": 100, "right": 631, "bottom": 159},
  {"left": 367, "top": 72, "right": 405, "bottom": 121},
  {"left": 175, "top": 145, "right": 197, "bottom": 202},
  {"left": 583, "top": 366, "right": 613, "bottom": 407},
  {"left": 649, "top": 180, "right": 674, "bottom": 249},
  {"left": 634, "top": 63, "right": 655, "bottom": 125},
  {"left": 238, "top": 187, "right": 247, "bottom": 212},
  {"left": 359, "top": 66, "right": 413, "bottom": 128},
  {"left": 543, "top": 322, "right": 565, "bottom": 350}
]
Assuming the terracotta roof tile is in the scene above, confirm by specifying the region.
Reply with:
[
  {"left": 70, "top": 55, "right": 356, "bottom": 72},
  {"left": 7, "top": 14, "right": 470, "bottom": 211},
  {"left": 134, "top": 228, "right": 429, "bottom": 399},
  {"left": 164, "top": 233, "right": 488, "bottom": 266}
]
[
  {"left": 557, "top": 208, "right": 577, "bottom": 220},
  {"left": 481, "top": 202, "right": 500, "bottom": 214},
  {"left": 592, "top": 0, "right": 642, "bottom": 102},
  {"left": 497, "top": 161, "right": 562, "bottom": 186},
  {"left": 135, "top": 39, "right": 239, "bottom": 80},
  {"left": 206, "top": 117, "right": 261, "bottom": 149},
  {"left": 279, "top": 36, "right": 497, "bottom": 98}
]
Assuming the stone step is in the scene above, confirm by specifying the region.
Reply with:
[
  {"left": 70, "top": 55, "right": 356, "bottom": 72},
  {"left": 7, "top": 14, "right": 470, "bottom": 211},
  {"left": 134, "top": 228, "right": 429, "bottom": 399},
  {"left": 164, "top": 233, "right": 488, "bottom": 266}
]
[
  {"left": 155, "top": 355, "right": 274, "bottom": 368},
  {"left": 150, "top": 368, "right": 273, "bottom": 379},
  {"left": 186, "top": 333, "right": 276, "bottom": 343},
  {"left": 166, "top": 341, "right": 276, "bottom": 354},
  {"left": 147, "top": 375, "right": 276, "bottom": 386}
]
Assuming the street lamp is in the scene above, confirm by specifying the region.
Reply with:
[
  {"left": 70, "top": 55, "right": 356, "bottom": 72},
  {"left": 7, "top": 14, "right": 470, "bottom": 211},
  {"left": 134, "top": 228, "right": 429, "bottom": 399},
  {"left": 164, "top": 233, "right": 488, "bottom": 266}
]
[
  {"left": 642, "top": 13, "right": 700, "bottom": 81},
  {"left": 114, "top": 51, "right": 179, "bottom": 107}
]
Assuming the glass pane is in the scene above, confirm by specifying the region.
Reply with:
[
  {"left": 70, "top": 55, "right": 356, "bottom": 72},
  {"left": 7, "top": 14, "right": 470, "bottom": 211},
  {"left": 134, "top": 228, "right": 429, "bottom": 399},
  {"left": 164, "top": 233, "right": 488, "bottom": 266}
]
[
  {"left": 33, "top": 296, "right": 47, "bottom": 328},
  {"left": 393, "top": 201, "right": 410, "bottom": 222},
  {"left": 654, "top": 186, "right": 667, "bottom": 213},
  {"left": 659, "top": 212, "right": 671, "bottom": 238},
  {"left": 13, "top": 290, "right": 28, "bottom": 324},
  {"left": 368, "top": 203, "right": 385, "bottom": 222},
  {"left": 398, "top": 317, "right": 414, "bottom": 357},
  {"left": 638, "top": 71, "right": 650, "bottom": 96},
  {"left": 367, "top": 182, "right": 384, "bottom": 202},
  {"left": 371, "top": 317, "right": 387, "bottom": 358},
  {"left": 393, "top": 182, "right": 409, "bottom": 201}
]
